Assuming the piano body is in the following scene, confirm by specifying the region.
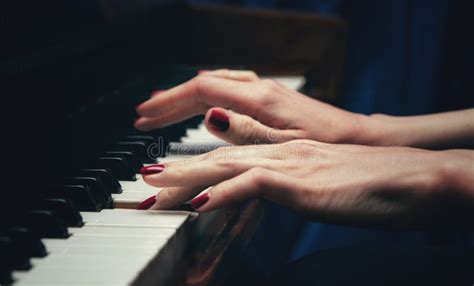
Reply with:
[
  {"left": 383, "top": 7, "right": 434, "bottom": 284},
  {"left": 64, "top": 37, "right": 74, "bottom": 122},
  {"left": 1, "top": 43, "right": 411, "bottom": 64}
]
[{"left": 0, "top": 2, "right": 345, "bottom": 285}]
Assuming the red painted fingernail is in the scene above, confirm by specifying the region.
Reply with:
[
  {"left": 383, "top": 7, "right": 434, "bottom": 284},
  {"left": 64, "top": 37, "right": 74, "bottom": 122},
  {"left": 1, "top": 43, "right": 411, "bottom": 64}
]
[
  {"left": 151, "top": 90, "right": 165, "bottom": 97},
  {"left": 140, "top": 164, "right": 165, "bottom": 175},
  {"left": 209, "top": 109, "right": 229, "bottom": 132},
  {"left": 137, "top": 195, "right": 156, "bottom": 210},
  {"left": 191, "top": 193, "right": 209, "bottom": 210},
  {"left": 198, "top": 70, "right": 211, "bottom": 75}
]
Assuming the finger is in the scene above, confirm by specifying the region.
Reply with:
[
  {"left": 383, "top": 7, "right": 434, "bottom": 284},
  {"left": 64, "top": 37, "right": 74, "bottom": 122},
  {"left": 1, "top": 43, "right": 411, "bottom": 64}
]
[
  {"left": 149, "top": 186, "right": 208, "bottom": 210},
  {"left": 194, "top": 167, "right": 306, "bottom": 212},
  {"left": 135, "top": 108, "right": 202, "bottom": 130},
  {"left": 204, "top": 107, "right": 301, "bottom": 145},
  {"left": 143, "top": 145, "right": 290, "bottom": 187},
  {"left": 200, "top": 69, "right": 259, "bottom": 82},
  {"left": 136, "top": 75, "right": 259, "bottom": 120}
]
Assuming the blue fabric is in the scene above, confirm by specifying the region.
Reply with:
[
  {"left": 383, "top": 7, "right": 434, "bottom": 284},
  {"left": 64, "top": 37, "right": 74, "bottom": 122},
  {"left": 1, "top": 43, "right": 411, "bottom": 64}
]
[
  {"left": 188, "top": 0, "right": 474, "bottom": 274},
  {"left": 340, "top": 0, "right": 450, "bottom": 115}
]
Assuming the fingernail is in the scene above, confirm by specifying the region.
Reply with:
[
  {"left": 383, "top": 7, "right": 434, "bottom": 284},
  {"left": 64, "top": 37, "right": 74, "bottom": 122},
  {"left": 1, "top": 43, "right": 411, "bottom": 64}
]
[
  {"left": 137, "top": 195, "right": 156, "bottom": 210},
  {"left": 151, "top": 90, "right": 165, "bottom": 97},
  {"left": 140, "top": 164, "right": 165, "bottom": 175},
  {"left": 198, "top": 69, "right": 211, "bottom": 75},
  {"left": 191, "top": 193, "right": 209, "bottom": 210},
  {"left": 209, "top": 109, "right": 229, "bottom": 132}
]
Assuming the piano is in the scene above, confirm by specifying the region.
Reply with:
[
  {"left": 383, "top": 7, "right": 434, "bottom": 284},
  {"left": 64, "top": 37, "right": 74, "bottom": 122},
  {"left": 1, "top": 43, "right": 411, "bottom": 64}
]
[{"left": 0, "top": 2, "right": 345, "bottom": 285}]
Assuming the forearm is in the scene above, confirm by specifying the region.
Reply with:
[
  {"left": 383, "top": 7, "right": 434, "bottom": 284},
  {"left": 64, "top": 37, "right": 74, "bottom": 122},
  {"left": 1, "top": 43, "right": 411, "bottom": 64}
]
[{"left": 357, "top": 108, "right": 474, "bottom": 149}]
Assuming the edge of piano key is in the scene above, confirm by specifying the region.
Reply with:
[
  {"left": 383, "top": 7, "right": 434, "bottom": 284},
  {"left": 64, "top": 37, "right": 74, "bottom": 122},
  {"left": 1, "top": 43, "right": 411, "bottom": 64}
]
[{"left": 131, "top": 210, "right": 198, "bottom": 286}]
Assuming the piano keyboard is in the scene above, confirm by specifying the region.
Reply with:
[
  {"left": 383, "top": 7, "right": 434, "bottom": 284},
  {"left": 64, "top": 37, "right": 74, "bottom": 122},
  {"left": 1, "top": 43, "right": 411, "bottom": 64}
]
[
  {"left": 2, "top": 75, "right": 304, "bottom": 286},
  {"left": 13, "top": 210, "right": 192, "bottom": 286},
  {"left": 9, "top": 123, "right": 227, "bottom": 286}
]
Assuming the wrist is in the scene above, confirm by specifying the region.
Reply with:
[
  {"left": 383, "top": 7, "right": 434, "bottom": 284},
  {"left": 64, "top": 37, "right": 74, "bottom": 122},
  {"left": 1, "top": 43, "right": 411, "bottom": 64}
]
[
  {"left": 348, "top": 113, "right": 393, "bottom": 146},
  {"left": 354, "top": 114, "right": 415, "bottom": 147}
]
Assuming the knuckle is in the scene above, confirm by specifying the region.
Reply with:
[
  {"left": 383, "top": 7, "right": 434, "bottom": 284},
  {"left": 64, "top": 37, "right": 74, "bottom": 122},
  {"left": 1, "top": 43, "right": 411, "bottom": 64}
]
[
  {"left": 156, "top": 189, "right": 173, "bottom": 206},
  {"left": 159, "top": 189, "right": 172, "bottom": 200},
  {"left": 193, "top": 75, "right": 212, "bottom": 96},
  {"left": 248, "top": 71, "right": 258, "bottom": 78},
  {"left": 218, "top": 187, "right": 234, "bottom": 202},
  {"left": 243, "top": 71, "right": 258, "bottom": 80},
  {"left": 258, "top": 79, "right": 280, "bottom": 100},
  {"left": 214, "top": 157, "right": 235, "bottom": 169},
  {"left": 216, "top": 69, "right": 231, "bottom": 77},
  {"left": 240, "top": 118, "right": 259, "bottom": 144},
  {"left": 248, "top": 167, "right": 269, "bottom": 188}
]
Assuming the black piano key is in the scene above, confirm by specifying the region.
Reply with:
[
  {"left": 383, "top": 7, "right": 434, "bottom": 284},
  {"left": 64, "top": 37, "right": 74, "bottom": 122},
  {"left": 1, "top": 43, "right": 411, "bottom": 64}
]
[
  {"left": 67, "top": 177, "right": 113, "bottom": 209},
  {"left": 47, "top": 185, "right": 101, "bottom": 212},
  {"left": 23, "top": 210, "right": 69, "bottom": 239},
  {"left": 104, "top": 151, "right": 143, "bottom": 172},
  {"left": 163, "top": 125, "right": 187, "bottom": 141},
  {"left": 40, "top": 198, "right": 84, "bottom": 227},
  {"left": 3, "top": 233, "right": 32, "bottom": 271},
  {"left": 125, "top": 135, "right": 155, "bottom": 145},
  {"left": 113, "top": 141, "right": 155, "bottom": 163},
  {"left": 124, "top": 136, "right": 159, "bottom": 162},
  {"left": 132, "top": 132, "right": 168, "bottom": 158},
  {"left": 0, "top": 237, "right": 14, "bottom": 284},
  {"left": 79, "top": 169, "right": 123, "bottom": 194},
  {"left": 95, "top": 157, "right": 136, "bottom": 181},
  {"left": 8, "top": 227, "right": 47, "bottom": 258}
]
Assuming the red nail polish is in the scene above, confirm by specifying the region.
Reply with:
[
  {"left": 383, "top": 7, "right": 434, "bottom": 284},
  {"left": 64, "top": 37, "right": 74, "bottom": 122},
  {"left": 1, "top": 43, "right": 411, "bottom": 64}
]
[
  {"left": 140, "top": 164, "right": 165, "bottom": 175},
  {"left": 198, "top": 70, "right": 211, "bottom": 75},
  {"left": 151, "top": 90, "right": 165, "bottom": 97},
  {"left": 191, "top": 193, "right": 209, "bottom": 210},
  {"left": 137, "top": 195, "right": 156, "bottom": 210},
  {"left": 209, "top": 109, "right": 229, "bottom": 132}
]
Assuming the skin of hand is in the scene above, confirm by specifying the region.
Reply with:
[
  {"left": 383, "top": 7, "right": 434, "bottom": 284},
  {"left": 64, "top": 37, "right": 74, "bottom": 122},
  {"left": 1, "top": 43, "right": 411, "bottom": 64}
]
[
  {"left": 142, "top": 140, "right": 474, "bottom": 230},
  {"left": 135, "top": 69, "right": 474, "bottom": 229},
  {"left": 135, "top": 69, "right": 474, "bottom": 149},
  {"left": 135, "top": 69, "right": 371, "bottom": 145}
]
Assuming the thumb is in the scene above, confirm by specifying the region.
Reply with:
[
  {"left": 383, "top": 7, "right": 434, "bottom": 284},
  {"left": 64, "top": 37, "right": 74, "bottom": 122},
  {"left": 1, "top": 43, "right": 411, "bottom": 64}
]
[{"left": 204, "top": 107, "right": 299, "bottom": 145}]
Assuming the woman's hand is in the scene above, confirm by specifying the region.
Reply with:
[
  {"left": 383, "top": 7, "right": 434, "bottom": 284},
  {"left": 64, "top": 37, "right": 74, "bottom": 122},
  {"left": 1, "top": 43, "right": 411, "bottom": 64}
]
[
  {"left": 141, "top": 140, "right": 474, "bottom": 229},
  {"left": 135, "top": 70, "right": 371, "bottom": 145}
]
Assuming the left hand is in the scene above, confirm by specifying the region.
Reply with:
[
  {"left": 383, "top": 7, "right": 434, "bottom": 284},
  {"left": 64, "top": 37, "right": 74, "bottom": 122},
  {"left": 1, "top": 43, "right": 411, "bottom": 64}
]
[
  {"left": 135, "top": 69, "right": 371, "bottom": 145},
  {"left": 141, "top": 140, "right": 474, "bottom": 229}
]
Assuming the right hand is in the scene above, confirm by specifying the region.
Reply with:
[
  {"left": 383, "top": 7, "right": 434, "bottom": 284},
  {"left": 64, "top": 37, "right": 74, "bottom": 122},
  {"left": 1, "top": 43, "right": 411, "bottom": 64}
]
[{"left": 135, "top": 69, "right": 372, "bottom": 145}]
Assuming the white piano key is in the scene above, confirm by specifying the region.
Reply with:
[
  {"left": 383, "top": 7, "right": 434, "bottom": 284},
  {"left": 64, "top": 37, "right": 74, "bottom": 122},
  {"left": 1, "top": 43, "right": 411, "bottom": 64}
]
[
  {"left": 15, "top": 262, "right": 147, "bottom": 286},
  {"left": 119, "top": 175, "right": 159, "bottom": 193},
  {"left": 159, "top": 154, "right": 195, "bottom": 163},
  {"left": 13, "top": 210, "right": 186, "bottom": 285},
  {"left": 68, "top": 225, "right": 175, "bottom": 238},
  {"left": 180, "top": 136, "right": 225, "bottom": 144},
  {"left": 112, "top": 192, "right": 156, "bottom": 206},
  {"left": 80, "top": 209, "right": 190, "bottom": 228},
  {"left": 42, "top": 235, "right": 169, "bottom": 249},
  {"left": 261, "top": 76, "right": 305, "bottom": 90}
]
